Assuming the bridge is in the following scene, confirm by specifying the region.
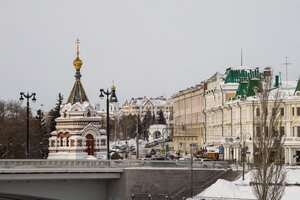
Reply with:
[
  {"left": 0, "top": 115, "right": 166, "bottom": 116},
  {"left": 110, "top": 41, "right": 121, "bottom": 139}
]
[{"left": 0, "top": 160, "right": 239, "bottom": 200}]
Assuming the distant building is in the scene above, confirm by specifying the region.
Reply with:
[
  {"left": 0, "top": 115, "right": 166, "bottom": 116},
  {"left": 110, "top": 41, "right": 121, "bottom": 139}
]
[{"left": 122, "top": 96, "right": 173, "bottom": 123}]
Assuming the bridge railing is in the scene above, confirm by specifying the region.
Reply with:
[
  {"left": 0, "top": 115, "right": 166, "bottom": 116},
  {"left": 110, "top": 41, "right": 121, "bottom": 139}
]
[{"left": 0, "top": 159, "right": 229, "bottom": 169}]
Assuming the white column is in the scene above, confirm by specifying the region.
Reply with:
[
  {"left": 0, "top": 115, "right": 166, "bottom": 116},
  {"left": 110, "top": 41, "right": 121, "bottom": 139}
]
[
  {"left": 284, "top": 147, "right": 287, "bottom": 164},
  {"left": 63, "top": 137, "right": 66, "bottom": 147},
  {"left": 289, "top": 147, "right": 292, "bottom": 164}
]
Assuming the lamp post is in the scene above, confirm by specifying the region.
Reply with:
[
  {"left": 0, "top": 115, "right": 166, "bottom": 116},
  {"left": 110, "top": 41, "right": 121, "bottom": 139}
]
[
  {"left": 99, "top": 88, "right": 113, "bottom": 160},
  {"left": 237, "top": 133, "right": 252, "bottom": 180},
  {"left": 19, "top": 92, "right": 36, "bottom": 159}
]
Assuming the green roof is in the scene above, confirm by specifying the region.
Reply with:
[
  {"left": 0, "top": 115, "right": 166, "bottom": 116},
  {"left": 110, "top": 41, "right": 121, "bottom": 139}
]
[
  {"left": 225, "top": 68, "right": 262, "bottom": 83},
  {"left": 295, "top": 77, "right": 300, "bottom": 95},
  {"left": 245, "top": 78, "right": 262, "bottom": 97},
  {"left": 236, "top": 81, "right": 248, "bottom": 98}
]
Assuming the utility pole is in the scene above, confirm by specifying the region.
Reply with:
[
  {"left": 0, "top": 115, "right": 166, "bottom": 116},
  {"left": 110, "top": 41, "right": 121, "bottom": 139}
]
[
  {"left": 136, "top": 113, "right": 139, "bottom": 159},
  {"left": 283, "top": 56, "right": 291, "bottom": 87},
  {"left": 190, "top": 144, "right": 193, "bottom": 198}
]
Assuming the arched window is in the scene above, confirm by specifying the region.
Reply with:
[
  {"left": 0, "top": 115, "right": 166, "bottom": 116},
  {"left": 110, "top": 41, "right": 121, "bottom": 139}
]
[
  {"left": 58, "top": 133, "right": 64, "bottom": 147},
  {"left": 256, "top": 108, "right": 260, "bottom": 117},
  {"left": 65, "top": 133, "right": 70, "bottom": 147},
  {"left": 77, "top": 140, "right": 82, "bottom": 147}
]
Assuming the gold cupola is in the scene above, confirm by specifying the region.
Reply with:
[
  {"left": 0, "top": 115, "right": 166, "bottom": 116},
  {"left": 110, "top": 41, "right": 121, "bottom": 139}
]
[
  {"left": 111, "top": 82, "right": 116, "bottom": 91},
  {"left": 73, "top": 38, "right": 83, "bottom": 70}
]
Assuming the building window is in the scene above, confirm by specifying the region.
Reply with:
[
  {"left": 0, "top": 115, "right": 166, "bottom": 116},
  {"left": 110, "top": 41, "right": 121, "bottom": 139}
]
[
  {"left": 256, "top": 126, "right": 261, "bottom": 137},
  {"left": 280, "top": 126, "right": 285, "bottom": 136},
  {"left": 101, "top": 139, "right": 106, "bottom": 146},
  {"left": 280, "top": 108, "right": 284, "bottom": 116},
  {"left": 292, "top": 107, "right": 295, "bottom": 116},
  {"left": 297, "top": 107, "right": 300, "bottom": 116},
  {"left": 272, "top": 108, "right": 276, "bottom": 117},
  {"left": 256, "top": 108, "right": 260, "bottom": 117},
  {"left": 265, "top": 108, "right": 268, "bottom": 116},
  {"left": 66, "top": 137, "right": 69, "bottom": 147},
  {"left": 298, "top": 127, "right": 300, "bottom": 137},
  {"left": 265, "top": 126, "right": 269, "bottom": 137}
]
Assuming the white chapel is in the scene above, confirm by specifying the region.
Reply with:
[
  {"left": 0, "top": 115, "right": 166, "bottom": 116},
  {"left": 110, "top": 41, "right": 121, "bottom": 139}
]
[{"left": 48, "top": 39, "right": 107, "bottom": 159}]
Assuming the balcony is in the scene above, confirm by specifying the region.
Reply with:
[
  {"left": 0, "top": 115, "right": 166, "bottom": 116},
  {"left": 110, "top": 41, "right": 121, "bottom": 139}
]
[{"left": 284, "top": 137, "right": 300, "bottom": 145}]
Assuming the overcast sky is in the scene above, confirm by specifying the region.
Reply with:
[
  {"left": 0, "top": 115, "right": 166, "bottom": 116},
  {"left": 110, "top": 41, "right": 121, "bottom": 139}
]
[{"left": 1, "top": 0, "right": 300, "bottom": 111}]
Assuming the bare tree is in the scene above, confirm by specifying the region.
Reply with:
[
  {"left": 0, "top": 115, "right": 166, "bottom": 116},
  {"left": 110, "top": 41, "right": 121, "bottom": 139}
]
[
  {"left": 252, "top": 75, "right": 286, "bottom": 200},
  {"left": 0, "top": 100, "right": 26, "bottom": 158}
]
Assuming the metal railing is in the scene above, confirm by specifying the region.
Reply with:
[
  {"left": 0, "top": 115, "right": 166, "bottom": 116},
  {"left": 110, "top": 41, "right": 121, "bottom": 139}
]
[
  {"left": 0, "top": 159, "right": 229, "bottom": 169},
  {"left": 131, "top": 195, "right": 256, "bottom": 200}
]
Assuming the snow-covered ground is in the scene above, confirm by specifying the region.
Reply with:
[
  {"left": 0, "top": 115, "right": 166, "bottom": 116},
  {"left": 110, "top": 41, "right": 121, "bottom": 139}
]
[{"left": 194, "top": 166, "right": 300, "bottom": 200}]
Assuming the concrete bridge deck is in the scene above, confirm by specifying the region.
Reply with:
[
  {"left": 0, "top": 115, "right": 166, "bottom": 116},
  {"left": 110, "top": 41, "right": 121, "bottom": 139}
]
[{"left": 0, "top": 160, "right": 232, "bottom": 200}]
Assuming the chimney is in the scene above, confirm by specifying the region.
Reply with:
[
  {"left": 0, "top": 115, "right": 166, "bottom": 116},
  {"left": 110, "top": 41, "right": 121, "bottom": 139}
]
[{"left": 263, "top": 67, "right": 271, "bottom": 77}]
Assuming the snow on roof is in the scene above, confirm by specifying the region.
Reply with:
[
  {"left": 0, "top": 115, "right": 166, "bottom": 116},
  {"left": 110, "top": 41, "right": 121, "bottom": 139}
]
[
  {"left": 126, "top": 96, "right": 167, "bottom": 107},
  {"left": 281, "top": 81, "right": 297, "bottom": 89},
  {"left": 231, "top": 66, "right": 258, "bottom": 71}
]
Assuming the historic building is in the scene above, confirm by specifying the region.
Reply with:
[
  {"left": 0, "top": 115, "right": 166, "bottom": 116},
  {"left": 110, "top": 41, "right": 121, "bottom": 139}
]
[
  {"left": 172, "top": 66, "right": 300, "bottom": 164},
  {"left": 122, "top": 96, "right": 173, "bottom": 123},
  {"left": 48, "top": 40, "right": 107, "bottom": 159},
  {"left": 172, "top": 83, "right": 205, "bottom": 155}
]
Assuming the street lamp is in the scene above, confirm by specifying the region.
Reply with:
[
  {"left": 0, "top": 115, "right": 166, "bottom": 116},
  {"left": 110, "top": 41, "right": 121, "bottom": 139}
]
[
  {"left": 99, "top": 88, "right": 115, "bottom": 160},
  {"left": 236, "top": 133, "right": 252, "bottom": 180},
  {"left": 19, "top": 92, "right": 36, "bottom": 159}
]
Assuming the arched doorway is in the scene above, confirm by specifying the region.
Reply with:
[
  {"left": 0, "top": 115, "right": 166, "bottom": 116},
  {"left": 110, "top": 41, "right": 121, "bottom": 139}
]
[
  {"left": 153, "top": 131, "right": 161, "bottom": 139},
  {"left": 86, "top": 134, "right": 95, "bottom": 155}
]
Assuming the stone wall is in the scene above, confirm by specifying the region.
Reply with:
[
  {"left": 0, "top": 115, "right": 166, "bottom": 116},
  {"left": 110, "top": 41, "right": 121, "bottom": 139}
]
[{"left": 123, "top": 168, "right": 227, "bottom": 200}]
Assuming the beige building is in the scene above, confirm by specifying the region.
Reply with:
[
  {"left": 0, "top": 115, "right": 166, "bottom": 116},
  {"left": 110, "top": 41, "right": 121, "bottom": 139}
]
[
  {"left": 172, "top": 66, "right": 300, "bottom": 164},
  {"left": 172, "top": 83, "right": 205, "bottom": 155}
]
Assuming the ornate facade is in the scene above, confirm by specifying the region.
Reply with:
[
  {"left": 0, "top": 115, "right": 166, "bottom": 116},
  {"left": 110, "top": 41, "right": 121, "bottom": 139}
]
[
  {"left": 172, "top": 66, "right": 300, "bottom": 164},
  {"left": 48, "top": 40, "right": 107, "bottom": 159}
]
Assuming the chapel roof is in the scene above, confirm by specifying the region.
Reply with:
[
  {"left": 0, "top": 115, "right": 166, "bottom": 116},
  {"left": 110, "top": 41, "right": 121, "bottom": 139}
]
[{"left": 67, "top": 39, "right": 89, "bottom": 105}]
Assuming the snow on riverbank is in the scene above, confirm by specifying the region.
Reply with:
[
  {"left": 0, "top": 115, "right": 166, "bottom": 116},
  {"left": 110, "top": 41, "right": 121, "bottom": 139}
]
[{"left": 195, "top": 167, "right": 300, "bottom": 200}]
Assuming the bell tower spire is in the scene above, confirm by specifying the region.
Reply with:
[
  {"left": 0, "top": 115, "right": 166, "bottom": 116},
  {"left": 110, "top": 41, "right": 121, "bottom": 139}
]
[
  {"left": 67, "top": 39, "right": 89, "bottom": 104},
  {"left": 73, "top": 38, "right": 83, "bottom": 79}
]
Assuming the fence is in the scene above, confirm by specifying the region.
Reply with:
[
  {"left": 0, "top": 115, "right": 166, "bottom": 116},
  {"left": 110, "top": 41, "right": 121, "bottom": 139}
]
[{"left": 131, "top": 195, "right": 256, "bottom": 200}]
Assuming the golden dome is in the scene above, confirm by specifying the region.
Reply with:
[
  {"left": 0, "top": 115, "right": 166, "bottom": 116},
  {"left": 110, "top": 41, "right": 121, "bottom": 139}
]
[
  {"left": 111, "top": 84, "right": 116, "bottom": 90},
  {"left": 73, "top": 57, "right": 82, "bottom": 70},
  {"left": 73, "top": 39, "right": 83, "bottom": 70},
  {"left": 111, "top": 81, "right": 116, "bottom": 90}
]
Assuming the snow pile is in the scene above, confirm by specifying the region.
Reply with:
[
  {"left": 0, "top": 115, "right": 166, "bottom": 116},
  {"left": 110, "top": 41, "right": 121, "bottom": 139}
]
[
  {"left": 196, "top": 168, "right": 300, "bottom": 200},
  {"left": 199, "top": 179, "right": 255, "bottom": 199}
]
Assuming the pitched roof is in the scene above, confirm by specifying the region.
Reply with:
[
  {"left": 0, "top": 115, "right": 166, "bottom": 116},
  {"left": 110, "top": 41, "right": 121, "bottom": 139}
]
[
  {"left": 294, "top": 78, "right": 300, "bottom": 95},
  {"left": 67, "top": 79, "right": 89, "bottom": 105}
]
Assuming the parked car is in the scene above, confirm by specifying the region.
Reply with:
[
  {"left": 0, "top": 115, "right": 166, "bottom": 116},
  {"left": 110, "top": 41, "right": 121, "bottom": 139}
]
[
  {"left": 144, "top": 141, "right": 159, "bottom": 148},
  {"left": 96, "top": 154, "right": 107, "bottom": 160},
  {"left": 129, "top": 146, "right": 135, "bottom": 151},
  {"left": 200, "top": 158, "right": 212, "bottom": 161},
  {"left": 179, "top": 157, "right": 191, "bottom": 161},
  {"left": 151, "top": 156, "right": 165, "bottom": 160}
]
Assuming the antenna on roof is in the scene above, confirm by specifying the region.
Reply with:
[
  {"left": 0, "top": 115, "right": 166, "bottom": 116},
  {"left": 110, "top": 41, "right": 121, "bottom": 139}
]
[
  {"left": 283, "top": 56, "right": 291, "bottom": 86},
  {"left": 241, "top": 49, "right": 243, "bottom": 66}
]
